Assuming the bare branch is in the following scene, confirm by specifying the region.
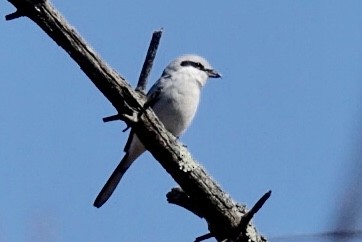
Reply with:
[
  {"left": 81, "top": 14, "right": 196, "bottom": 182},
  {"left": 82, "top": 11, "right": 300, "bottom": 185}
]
[
  {"left": 167, "top": 187, "right": 204, "bottom": 218},
  {"left": 102, "top": 114, "right": 122, "bottom": 123},
  {"left": 239, "top": 190, "right": 272, "bottom": 229},
  {"left": 136, "top": 29, "right": 163, "bottom": 93},
  {"left": 228, "top": 191, "right": 271, "bottom": 242},
  {"left": 5, "top": 10, "right": 23, "bottom": 20},
  {"left": 102, "top": 29, "right": 163, "bottom": 123},
  {"left": 195, "top": 233, "right": 213, "bottom": 242},
  {"left": 5, "top": 1, "right": 268, "bottom": 241}
]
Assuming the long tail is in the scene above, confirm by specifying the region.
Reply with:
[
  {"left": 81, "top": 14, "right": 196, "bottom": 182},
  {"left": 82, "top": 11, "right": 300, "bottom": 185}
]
[{"left": 93, "top": 153, "right": 133, "bottom": 208}]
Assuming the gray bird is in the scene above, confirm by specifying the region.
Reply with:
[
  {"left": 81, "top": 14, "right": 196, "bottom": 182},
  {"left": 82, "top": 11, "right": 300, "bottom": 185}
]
[{"left": 94, "top": 54, "right": 221, "bottom": 208}]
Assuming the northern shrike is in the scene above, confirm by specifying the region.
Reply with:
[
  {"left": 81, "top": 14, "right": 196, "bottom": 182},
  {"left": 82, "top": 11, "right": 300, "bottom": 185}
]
[{"left": 94, "top": 54, "right": 221, "bottom": 208}]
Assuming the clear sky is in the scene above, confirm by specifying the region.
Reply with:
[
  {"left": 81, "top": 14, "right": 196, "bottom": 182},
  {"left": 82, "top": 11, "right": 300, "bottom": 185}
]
[{"left": 1, "top": 1, "right": 362, "bottom": 242}]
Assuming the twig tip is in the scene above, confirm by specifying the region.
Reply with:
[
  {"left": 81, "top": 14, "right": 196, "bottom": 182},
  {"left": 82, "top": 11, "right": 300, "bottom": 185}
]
[{"left": 5, "top": 10, "right": 23, "bottom": 21}]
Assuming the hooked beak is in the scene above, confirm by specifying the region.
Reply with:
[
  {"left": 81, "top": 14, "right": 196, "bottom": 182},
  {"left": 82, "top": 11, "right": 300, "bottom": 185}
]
[{"left": 206, "top": 69, "right": 222, "bottom": 78}]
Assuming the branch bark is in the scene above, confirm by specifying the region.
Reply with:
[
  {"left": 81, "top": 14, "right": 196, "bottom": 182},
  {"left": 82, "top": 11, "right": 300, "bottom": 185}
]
[{"left": 5, "top": 1, "right": 269, "bottom": 241}]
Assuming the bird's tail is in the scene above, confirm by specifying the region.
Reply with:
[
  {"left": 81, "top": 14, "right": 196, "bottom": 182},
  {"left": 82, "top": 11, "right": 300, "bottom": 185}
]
[{"left": 93, "top": 153, "right": 134, "bottom": 208}]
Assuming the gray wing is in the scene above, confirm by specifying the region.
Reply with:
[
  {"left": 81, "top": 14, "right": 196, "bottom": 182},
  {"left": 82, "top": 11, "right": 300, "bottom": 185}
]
[{"left": 123, "top": 74, "right": 169, "bottom": 153}]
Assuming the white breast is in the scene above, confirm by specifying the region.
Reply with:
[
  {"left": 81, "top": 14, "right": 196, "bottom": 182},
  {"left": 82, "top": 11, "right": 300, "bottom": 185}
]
[{"left": 151, "top": 73, "right": 202, "bottom": 136}]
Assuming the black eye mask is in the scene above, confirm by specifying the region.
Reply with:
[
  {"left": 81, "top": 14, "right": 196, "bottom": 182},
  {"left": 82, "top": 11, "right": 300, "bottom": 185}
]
[{"left": 180, "top": 60, "right": 205, "bottom": 71}]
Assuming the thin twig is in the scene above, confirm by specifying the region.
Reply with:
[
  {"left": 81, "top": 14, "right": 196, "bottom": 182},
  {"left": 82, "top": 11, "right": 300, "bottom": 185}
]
[
  {"left": 5, "top": 10, "right": 23, "bottom": 20},
  {"left": 102, "top": 114, "right": 121, "bottom": 122},
  {"left": 195, "top": 233, "right": 213, "bottom": 242},
  {"left": 230, "top": 191, "right": 271, "bottom": 241},
  {"left": 136, "top": 29, "right": 163, "bottom": 94},
  {"left": 101, "top": 29, "right": 163, "bottom": 122},
  {"left": 239, "top": 191, "right": 271, "bottom": 229}
]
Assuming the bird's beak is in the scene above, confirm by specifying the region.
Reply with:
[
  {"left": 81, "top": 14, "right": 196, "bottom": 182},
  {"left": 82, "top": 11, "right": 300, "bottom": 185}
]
[{"left": 206, "top": 69, "right": 222, "bottom": 78}]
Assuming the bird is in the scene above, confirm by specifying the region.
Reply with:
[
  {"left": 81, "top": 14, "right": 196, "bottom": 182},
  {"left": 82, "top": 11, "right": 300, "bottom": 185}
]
[{"left": 94, "top": 54, "right": 221, "bottom": 208}]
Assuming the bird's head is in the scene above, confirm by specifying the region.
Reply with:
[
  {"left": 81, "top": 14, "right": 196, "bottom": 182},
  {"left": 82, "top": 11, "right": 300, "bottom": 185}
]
[{"left": 163, "top": 54, "right": 221, "bottom": 87}]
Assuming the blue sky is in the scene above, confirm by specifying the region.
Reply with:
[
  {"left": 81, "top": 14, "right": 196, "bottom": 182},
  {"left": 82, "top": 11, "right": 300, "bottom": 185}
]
[{"left": 1, "top": 1, "right": 362, "bottom": 241}]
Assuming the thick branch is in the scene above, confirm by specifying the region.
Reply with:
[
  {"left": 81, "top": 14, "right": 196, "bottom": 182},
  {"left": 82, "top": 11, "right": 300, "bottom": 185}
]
[
  {"left": 168, "top": 188, "right": 270, "bottom": 242},
  {"left": 5, "top": 1, "right": 268, "bottom": 241}
]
